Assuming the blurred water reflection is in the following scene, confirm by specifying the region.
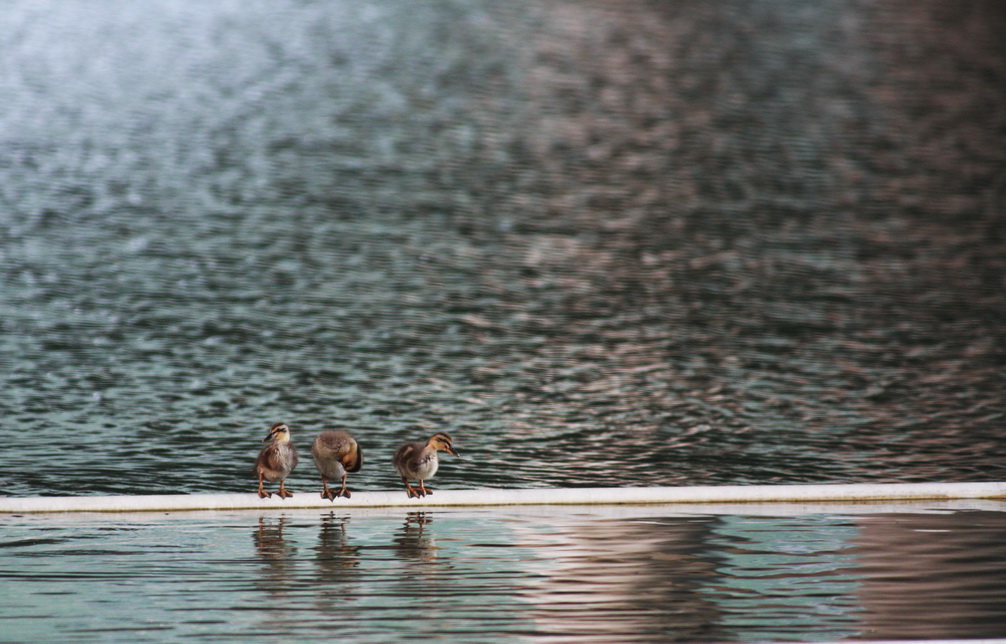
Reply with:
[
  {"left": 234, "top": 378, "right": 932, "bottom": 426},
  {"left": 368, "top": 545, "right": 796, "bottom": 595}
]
[
  {"left": 2, "top": 505, "right": 1005, "bottom": 641},
  {"left": 515, "top": 514, "right": 726, "bottom": 641},
  {"left": 852, "top": 511, "right": 1006, "bottom": 639}
]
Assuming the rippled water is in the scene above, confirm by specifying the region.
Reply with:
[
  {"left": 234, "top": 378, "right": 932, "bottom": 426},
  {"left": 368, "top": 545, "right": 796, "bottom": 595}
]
[
  {"left": 2, "top": 0, "right": 1005, "bottom": 496},
  {"left": 3, "top": 504, "right": 1006, "bottom": 642},
  {"left": 2, "top": 0, "right": 1005, "bottom": 639}
]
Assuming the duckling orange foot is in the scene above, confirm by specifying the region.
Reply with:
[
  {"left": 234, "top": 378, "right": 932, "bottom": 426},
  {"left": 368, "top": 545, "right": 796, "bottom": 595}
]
[
  {"left": 277, "top": 483, "right": 294, "bottom": 499},
  {"left": 321, "top": 475, "right": 352, "bottom": 500},
  {"left": 257, "top": 476, "right": 272, "bottom": 499},
  {"left": 320, "top": 478, "right": 335, "bottom": 501},
  {"left": 321, "top": 487, "right": 350, "bottom": 501}
]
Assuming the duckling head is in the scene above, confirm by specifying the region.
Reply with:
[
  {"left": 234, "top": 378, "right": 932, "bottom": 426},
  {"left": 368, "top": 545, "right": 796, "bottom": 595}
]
[
  {"left": 263, "top": 422, "right": 292, "bottom": 443},
  {"left": 429, "top": 432, "right": 460, "bottom": 457}
]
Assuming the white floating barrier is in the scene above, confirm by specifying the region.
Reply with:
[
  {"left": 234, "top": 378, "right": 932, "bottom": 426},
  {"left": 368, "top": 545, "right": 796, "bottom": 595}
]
[{"left": 1, "top": 481, "right": 1005, "bottom": 514}]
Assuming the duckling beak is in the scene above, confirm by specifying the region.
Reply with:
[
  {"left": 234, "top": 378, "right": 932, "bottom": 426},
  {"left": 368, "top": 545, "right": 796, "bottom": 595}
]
[{"left": 447, "top": 446, "right": 460, "bottom": 457}]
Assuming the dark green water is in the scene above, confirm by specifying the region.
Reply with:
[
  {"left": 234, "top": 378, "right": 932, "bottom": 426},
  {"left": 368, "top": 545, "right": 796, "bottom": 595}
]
[{"left": 1, "top": 0, "right": 1005, "bottom": 639}]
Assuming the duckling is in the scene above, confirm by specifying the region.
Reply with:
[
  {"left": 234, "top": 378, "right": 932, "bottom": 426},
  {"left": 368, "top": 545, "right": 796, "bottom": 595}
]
[
  {"left": 254, "top": 422, "right": 299, "bottom": 499},
  {"left": 392, "top": 432, "right": 460, "bottom": 498},
  {"left": 311, "top": 430, "right": 363, "bottom": 500}
]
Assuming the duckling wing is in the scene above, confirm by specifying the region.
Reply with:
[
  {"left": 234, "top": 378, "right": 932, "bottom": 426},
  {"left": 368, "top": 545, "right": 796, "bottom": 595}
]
[
  {"left": 392, "top": 442, "right": 420, "bottom": 475},
  {"left": 254, "top": 443, "right": 275, "bottom": 474}
]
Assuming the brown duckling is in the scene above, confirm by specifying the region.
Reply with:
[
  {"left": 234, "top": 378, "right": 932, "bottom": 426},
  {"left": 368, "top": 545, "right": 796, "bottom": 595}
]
[
  {"left": 392, "top": 432, "right": 459, "bottom": 498},
  {"left": 311, "top": 430, "right": 363, "bottom": 500},
  {"left": 254, "top": 422, "right": 298, "bottom": 499}
]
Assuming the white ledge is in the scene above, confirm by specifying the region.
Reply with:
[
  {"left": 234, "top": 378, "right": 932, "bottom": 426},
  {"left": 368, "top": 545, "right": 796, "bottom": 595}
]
[{"left": 1, "top": 481, "right": 1005, "bottom": 514}]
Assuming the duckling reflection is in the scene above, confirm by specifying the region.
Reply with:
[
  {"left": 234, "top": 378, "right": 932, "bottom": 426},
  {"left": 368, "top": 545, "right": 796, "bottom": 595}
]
[
  {"left": 393, "top": 512, "right": 440, "bottom": 564},
  {"left": 252, "top": 516, "right": 298, "bottom": 597},
  {"left": 305, "top": 512, "right": 362, "bottom": 615},
  {"left": 313, "top": 512, "right": 360, "bottom": 579}
]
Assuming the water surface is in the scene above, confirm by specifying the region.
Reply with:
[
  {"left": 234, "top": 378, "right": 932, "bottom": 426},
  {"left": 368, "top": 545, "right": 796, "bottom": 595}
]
[
  {"left": 3, "top": 503, "right": 1006, "bottom": 642},
  {"left": 1, "top": 0, "right": 1005, "bottom": 639},
  {"left": 1, "top": 0, "right": 1004, "bottom": 497}
]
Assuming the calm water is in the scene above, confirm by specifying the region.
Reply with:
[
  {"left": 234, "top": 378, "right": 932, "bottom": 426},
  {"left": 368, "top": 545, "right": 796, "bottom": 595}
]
[
  {"left": 3, "top": 503, "right": 1006, "bottom": 642},
  {"left": 2, "top": 0, "right": 1005, "bottom": 639}
]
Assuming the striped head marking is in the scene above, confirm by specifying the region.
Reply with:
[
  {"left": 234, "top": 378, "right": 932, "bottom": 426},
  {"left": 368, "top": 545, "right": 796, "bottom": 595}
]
[
  {"left": 263, "top": 422, "right": 291, "bottom": 443},
  {"left": 429, "top": 432, "right": 459, "bottom": 457}
]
